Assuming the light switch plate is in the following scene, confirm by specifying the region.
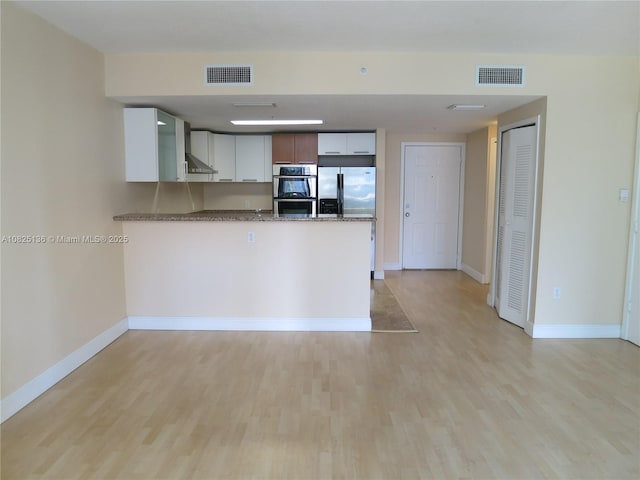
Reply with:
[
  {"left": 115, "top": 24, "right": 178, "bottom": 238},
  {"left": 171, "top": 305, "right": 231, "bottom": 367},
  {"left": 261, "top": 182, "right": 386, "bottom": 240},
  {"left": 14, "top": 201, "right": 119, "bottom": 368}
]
[{"left": 619, "top": 188, "right": 630, "bottom": 203}]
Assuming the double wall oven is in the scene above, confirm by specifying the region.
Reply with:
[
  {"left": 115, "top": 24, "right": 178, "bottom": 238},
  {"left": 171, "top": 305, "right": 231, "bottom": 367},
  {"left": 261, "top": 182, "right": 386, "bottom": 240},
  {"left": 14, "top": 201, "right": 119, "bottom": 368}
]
[{"left": 272, "top": 165, "right": 317, "bottom": 216}]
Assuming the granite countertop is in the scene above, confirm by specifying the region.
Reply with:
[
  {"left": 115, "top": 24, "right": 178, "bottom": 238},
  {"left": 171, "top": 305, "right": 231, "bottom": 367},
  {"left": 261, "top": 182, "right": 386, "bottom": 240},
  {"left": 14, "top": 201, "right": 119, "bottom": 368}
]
[{"left": 113, "top": 210, "right": 375, "bottom": 222}]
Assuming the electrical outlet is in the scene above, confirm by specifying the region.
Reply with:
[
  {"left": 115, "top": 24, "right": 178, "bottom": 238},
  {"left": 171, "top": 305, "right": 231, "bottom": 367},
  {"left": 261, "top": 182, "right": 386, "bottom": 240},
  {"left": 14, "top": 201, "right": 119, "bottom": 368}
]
[
  {"left": 553, "top": 287, "right": 561, "bottom": 299},
  {"left": 247, "top": 231, "right": 255, "bottom": 243}
]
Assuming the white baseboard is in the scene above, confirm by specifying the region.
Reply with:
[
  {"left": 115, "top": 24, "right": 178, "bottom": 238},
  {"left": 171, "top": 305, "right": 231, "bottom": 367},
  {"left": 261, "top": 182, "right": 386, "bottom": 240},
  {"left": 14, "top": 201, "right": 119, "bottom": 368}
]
[
  {"left": 384, "top": 262, "right": 401, "bottom": 271},
  {"left": 531, "top": 323, "right": 622, "bottom": 339},
  {"left": 1, "top": 318, "right": 128, "bottom": 423},
  {"left": 373, "top": 270, "right": 385, "bottom": 280},
  {"left": 461, "top": 263, "right": 488, "bottom": 284},
  {"left": 128, "top": 316, "right": 372, "bottom": 332}
]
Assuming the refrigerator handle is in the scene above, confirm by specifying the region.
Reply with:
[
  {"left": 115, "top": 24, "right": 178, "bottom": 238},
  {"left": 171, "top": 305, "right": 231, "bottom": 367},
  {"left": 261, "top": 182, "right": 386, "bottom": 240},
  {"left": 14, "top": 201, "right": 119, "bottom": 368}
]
[{"left": 337, "top": 173, "right": 344, "bottom": 215}]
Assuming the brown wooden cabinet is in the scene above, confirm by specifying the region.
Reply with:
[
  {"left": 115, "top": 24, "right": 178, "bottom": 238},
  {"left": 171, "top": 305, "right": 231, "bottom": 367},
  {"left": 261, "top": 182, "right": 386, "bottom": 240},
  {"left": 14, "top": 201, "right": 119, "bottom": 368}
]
[
  {"left": 272, "top": 133, "right": 318, "bottom": 164},
  {"left": 272, "top": 133, "right": 295, "bottom": 164}
]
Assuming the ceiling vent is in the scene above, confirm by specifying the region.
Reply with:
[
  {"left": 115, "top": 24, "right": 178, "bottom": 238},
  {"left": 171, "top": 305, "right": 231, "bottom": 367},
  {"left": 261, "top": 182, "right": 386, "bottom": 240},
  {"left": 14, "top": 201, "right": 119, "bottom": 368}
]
[
  {"left": 476, "top": 65, "right": 525, "bottom": 87},
  {"left": 205, "top": 64, "right": 253, "bottom": 86}
]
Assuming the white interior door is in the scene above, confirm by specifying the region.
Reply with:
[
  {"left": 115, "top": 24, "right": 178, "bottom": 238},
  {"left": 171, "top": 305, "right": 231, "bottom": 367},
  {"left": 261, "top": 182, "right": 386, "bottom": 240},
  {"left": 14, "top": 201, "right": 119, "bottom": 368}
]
[
  {"left": 402, "top": 145, "right": 462, "bottom": 269},
  {"left": 496, "top": 125, "right": 537, "bottom": 327}
]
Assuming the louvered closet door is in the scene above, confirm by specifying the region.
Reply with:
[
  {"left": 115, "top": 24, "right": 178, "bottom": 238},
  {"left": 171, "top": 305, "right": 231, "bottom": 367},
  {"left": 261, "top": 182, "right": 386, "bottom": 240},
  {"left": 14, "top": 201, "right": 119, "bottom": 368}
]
[{"left": 497, "top": 126, "right": 537, "bottom": 327}]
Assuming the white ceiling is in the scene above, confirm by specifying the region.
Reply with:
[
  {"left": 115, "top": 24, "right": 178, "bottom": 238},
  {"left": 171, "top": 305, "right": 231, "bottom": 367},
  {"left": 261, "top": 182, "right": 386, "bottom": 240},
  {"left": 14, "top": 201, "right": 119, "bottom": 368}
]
[
  {"left": 15, "top": 1, "right": 639, "bottom": 134},
  {"left": 15, "top": 1, "right": 640, "bottom": 55}
]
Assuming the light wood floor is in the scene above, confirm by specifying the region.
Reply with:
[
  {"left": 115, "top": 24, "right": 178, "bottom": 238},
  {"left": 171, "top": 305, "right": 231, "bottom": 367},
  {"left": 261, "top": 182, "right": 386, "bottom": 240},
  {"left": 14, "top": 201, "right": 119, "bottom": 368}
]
[{"left": 2, "top": 270, "right": 639, "bottom": 479}]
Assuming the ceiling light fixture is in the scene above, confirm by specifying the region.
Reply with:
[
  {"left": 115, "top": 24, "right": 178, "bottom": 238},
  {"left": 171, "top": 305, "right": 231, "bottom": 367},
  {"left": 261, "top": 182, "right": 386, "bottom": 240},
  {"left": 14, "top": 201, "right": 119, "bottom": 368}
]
[
  {"left": 447, "top": 104, "right": 486, "bottom": 111},
  {"left": 231, "top": 119, "right": 324, "bottom": 126},
  {"left": 157, "top": 121, "right": 166, "bottom": 125}
]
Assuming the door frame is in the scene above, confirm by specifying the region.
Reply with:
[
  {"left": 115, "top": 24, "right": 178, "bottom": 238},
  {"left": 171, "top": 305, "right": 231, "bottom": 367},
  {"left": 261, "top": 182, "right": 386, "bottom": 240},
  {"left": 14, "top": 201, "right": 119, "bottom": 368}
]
[
  {"left": 399, "top": 142, "right": 466, "bottom": 270},
  {"left": 621, "top": 112, "right": 640, "bottom": 342},
  {"left": 488, "top": 116, "right": 541, "bottom": 336}
]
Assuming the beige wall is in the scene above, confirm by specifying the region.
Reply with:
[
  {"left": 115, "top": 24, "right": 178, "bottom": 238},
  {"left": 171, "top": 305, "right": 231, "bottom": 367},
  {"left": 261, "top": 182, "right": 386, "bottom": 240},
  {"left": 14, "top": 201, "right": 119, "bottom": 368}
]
[
  {"left": 498, "top": 88, "right": 637, "bottom": 328},
  {"left": 512, "top": 82, "right": 634, "bottom": 327},
  {"left": 1, "top": 2, "right": 123, "bottom": 397},
  {"left": 106, "top": 52, "right": 510, "bottom": 97},
  {"left": 0, "top": 3, "right": 201, "bottom": 399},
  {"left": 462, "top": 127, "right": 491, "bottom": 279}
]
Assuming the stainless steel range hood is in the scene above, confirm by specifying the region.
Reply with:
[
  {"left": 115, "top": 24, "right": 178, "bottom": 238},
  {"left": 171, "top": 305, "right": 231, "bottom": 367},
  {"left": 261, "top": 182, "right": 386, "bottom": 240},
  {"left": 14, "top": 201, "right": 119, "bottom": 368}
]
[{"left": 184, "top": 121, "right": 215, "bottom": 174}]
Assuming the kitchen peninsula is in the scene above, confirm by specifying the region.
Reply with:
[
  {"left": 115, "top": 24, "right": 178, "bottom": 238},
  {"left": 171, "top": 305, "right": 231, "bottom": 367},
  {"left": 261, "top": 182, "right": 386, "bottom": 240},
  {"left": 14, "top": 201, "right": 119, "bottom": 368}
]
[{"left": 114, "top": 211, "right": 374, "bottom": 331}]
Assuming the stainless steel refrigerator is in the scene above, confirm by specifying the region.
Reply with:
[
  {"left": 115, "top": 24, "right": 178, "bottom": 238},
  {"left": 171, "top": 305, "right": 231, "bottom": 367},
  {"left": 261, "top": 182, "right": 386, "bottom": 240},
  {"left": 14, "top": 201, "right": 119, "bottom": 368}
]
[
  {"left": 317, "top": 167, "right": 376, "bottom": 215},
  {"left": 318, "top": 166, "right": 376, "bottom": 270}
]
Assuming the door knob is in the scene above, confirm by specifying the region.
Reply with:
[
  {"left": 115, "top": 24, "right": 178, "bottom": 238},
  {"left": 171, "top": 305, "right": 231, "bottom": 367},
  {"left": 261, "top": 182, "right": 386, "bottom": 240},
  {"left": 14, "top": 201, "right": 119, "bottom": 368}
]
[{"left": 405, "top": 212, "right": 410, "bottom": 217}]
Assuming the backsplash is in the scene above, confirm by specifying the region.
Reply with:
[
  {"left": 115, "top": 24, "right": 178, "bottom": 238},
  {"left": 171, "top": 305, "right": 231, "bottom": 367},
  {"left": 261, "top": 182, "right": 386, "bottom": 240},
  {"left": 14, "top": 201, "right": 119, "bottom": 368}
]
[
  {"left": 124, "top": 182, "right": 205, "bottom": 213},
  {"left": 203, "top": 182, "right": 272, "bottom": 211}
]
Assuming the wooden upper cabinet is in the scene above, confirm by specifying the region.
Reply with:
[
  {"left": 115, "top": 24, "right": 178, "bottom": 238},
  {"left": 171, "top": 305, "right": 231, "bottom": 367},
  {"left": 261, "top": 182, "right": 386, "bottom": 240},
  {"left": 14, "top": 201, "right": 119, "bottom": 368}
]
[
  {"left": 272, "top": 133, "right": 295, "bottom": 164},
  {"left": 272, "top": 133, "right": 318, "bottom": 165},
  {"left": 294, "top": 133, "right": 318, "bottom": 164}
]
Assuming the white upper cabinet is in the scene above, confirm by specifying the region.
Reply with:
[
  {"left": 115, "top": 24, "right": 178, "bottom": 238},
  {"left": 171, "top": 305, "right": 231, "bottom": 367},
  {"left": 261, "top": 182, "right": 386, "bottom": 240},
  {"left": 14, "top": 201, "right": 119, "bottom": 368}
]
[
  {"left": 318, "top": 133, "right": 348, "bottom": 155},
  {"left": 213, "top": 134, "right": 236, "bottom": 182},
  {"left": 190, "top": 132, "right": 236, "bottom": 182},
  {"left": 188, "top": 133, "right": 272, "bottom": 183},
  {"left": 236, "top": 135, "right": 270, "bottom": 182},
  {"left": 346, "top": 132, "right": 376, "bottom": 155},
  {"left": 317, "top": 132, "right": 376, "bottom": 155},
  {"left": 124, "top": 108, "right": 186, "bottom": 182}
]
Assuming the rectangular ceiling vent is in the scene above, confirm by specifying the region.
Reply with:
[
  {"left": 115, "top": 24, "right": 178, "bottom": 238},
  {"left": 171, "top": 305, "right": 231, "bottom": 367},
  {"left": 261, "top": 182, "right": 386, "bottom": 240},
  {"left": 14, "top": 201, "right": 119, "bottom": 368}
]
[
  {"left": 205, "top": 64, "right": 253, "bottom": 86},
  {"left": 476, "top": 65, "right": 525, "bottom": 87}
]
